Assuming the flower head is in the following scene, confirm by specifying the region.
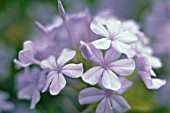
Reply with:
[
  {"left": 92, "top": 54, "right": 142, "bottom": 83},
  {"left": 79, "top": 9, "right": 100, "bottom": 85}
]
[
  {"left": 41, "top": 48, "right": 83, "bottom": 95},
  {"left": 90, "top": 16, "right": 137, "bottom": 55},
  {"left": 82, "top": 44, "right": 135, "bottom": 91},
  {"left": 136, "top": 57, "right": 166, "bottom": 89},
  {"left": 17, "top": 67, "right": 46, "bottom": 109},
  {"left": 79, "top": 77, "right": 133, "bottom": 113}
]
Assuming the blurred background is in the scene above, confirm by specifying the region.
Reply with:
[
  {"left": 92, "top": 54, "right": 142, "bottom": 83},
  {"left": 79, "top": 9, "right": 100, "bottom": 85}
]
[{"left": 0, "top": 0, "right": 170, "bottom": 113}]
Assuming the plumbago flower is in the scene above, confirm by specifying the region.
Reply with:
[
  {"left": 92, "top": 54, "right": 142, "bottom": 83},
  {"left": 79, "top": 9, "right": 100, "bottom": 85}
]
[
  {"left": 79, "top": 77, "right": 133, "bottom": 113},
  {"left": 136, "top": 57, "right": 166, "bottom": 89},
  {"left": 0, "top": 91, "right": 14, "bottom": 113},
  {"left": 40, "top": 48, "right": 83, "bottom": 95},
  {"left": 81, "top": 44, "right": 135, "bottom": 91},
  {"left": 14, "top": 41, "right": 40, "bottom": 67},
  {"left": 17, "top": 67, "right": 46, "bottom": 109},
  {"left": 90, "top": 16, "right": 137, "bottom": 55}
]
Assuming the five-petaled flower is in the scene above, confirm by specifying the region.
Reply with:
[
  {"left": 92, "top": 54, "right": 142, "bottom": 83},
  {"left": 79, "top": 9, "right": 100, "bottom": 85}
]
[
  {"left": 79, "top": 77, "right": 132, "bottom": 113},
  {"left": 90, "top": 16, "right": 137, "bottom": 55},
  {"left": 81, "top": 44, "right": 135, "bottom": 91},
  {"left": 41, "top": 48, "right": 84, "bottom": 95},
  {"left": 136, "top": 57, "right": 166, "bottom": 89}
]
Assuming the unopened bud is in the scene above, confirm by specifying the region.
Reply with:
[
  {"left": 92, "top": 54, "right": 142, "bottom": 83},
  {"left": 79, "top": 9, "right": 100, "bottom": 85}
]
[
  {"left": 79, "top": 41, "right": 92, "bottom": 60},
  {"left": 58, "top": 0, "right": 66, "bottom": 21}
]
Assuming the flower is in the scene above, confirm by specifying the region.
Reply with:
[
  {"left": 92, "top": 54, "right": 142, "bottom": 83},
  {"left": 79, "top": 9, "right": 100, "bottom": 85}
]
[
  {"left": 81, "top": 44, "right": 135, "bottom": 91},
  {"left": 41, "top": 48, "right": 83, "bottom": 95},
  {"left": 14, "top": 41, "right": 40, "bottom": 67},
  {"left": 0, "top": 91, "right": 14, "bottom": 112},
  {"left": 136, "top": 57, "right": 166, "bottom": 89},
  {"left": 90, "top": 16, "right": 137, "bottom": 55},
  {"left": 17, "top": 67, "right": 46, "bottom": 109},
  {"left": 79, "top": 77, "right": 132, "bottom": 113}
]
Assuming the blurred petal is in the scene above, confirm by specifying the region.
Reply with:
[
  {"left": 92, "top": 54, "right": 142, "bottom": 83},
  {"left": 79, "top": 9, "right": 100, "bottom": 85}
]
[
  {"left": 106, "top": 19, "right": 121, "bottom": 35},
  {"left": 96, "top": 97, "right": 113, "bottom": 113},
  {"left": 14, "top": 49, "right": 36, "bottom": 67},
  {"left": 117, "top": 77, "right": 133, "bottom": 94},
  {"left": 102, "top": 70, "right": 121, "bottom": 91},
  {"left": 148, "top": 56, "right": 162, "bottom": 69},
  {"left": 111, "top": 95, "right": 131, "bottom": 113},
  {"left": 23, "top": 40, "right": 36, "bottom": 54},
  {"left": 57, "top": 48, "right": 76, "bottom": 66},
  {"left": 30, "top": 90, "right": 40, "bottom": 109},
  {"left": 40, "top": 56, "right": 57, "bottom": 70},
  {"left": 62, "top": 63, "right": 83, "bottom": 78},
  {"left": 50, "top": 73, "right": 66, "bottom": 95},
  {"left": 139, "top": 71, "right": 166, "bottom": 89},
  {"left": 82, "top": 66, "right": 104, "bottom": 85},
  {"left": 111, "top": 41, "right": 131, "bottom": 55},
  {"left": 92, "top": 38, "right": 111, "bottom": 50},
  {"left": 79, "top": 88, "right": 105, "bottom": 105},
  {"left": 109, "top": 59, "right": 135, "bottom": 76},
  {"left": 115, "top": 31, "right": 137, "bottom": 44}
]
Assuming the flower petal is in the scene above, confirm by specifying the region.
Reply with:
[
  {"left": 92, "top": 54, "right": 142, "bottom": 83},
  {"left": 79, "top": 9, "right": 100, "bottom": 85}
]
[
  {"left": 40, "top": 56, "right": 57, "bottom": 70},
  {"left": 57, "top": 48, "right": 76, "bottom": 66},
  {"left": 96, "top": 97, "right": 113, "bottom": 113},
  {"left": 117, "top": 77, "right": 133, "bottom": 94},
  {"left": 79, "top": 87, "right": 105, "bottom": 105},
  {"left": 139, "top": 71, "right": 166, "bottom": 89},
  {"left": 102, "top": 70, "right": 121, "bottom": 91},
  {"left": 42, "top": 71, "right": 56, "bottom": 93},
  {"left": 49, "top": 73, "right": 66, "bottom": 95},
  {"left": 23, "top": 40, "right": 36, "bottom": 55},
  {"left": 111, "top": 41, "right": 131, "bottom": 55},
  {"left": 148, "top": 56, "right": 162, "bottom": 69},
  {"left": 62, "top": 63, "right": 83, "bottom": 78},
  {"left": 30, "top": 90, "right": 40, "bottom": 109},
  {"left": 106, "top": 19, "right": 121, "bottom": 35},
  {"left": 90, "top": 17, "right": 109, "bottom": 37},
  {"left": 115, "top": 31, "right": 137, "bottom": 44},
  {"left": 109, "top": 59, "right": 135, "bottom": 76},
  {"left": 14, "top": 49, "right": 36, "bottom": 67},
  {"left": 111, "top": 95, "right": 131, "bottom": 113},
  {"left": 82, "top": 66, "right": 104, "bottom": 85},
  {"left": 92, "top": 38, "right": 111, "bottom": 50},
  {"left": 104, "top": 47, "right": 121, "bottom": 63},
  {"left": 89, "top": 44, "right": 104, "bottom": 65}
]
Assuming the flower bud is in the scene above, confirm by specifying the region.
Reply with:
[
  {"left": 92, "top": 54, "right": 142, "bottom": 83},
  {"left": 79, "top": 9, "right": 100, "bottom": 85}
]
[{"left": 79, "top": 41, "right": 92, "bottom": 60}]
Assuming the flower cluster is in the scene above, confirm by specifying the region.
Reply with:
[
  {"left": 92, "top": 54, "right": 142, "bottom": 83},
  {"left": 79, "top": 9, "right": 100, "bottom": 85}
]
[
  {"left": 14, "top": 0, "right": 166, "bottom": 112},
  {"left": 145, "top": 0, "right": 170, "bottom": 55}
]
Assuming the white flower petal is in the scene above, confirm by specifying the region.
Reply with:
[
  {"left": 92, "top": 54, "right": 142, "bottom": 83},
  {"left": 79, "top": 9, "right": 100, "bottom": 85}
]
[
  {"left": 62, "top": 63, "right": 83, "bottom": 78},
  {"left": 109, "top": 59, "right": 135, "bottom": 76},
  {"left": 92, "top": 38, "right": 111, "bottom": 50},
  {"left": 50, "top": 73, "right": 66, "bottom": 95},
  {"left": 115, "top": 31, "right": 137, "bottom": 44},
  {"left": 90, "top": 17, "right": 109, "bottom": 37},
  {"left": 57, "top": 48, "right": 76, "bottom": 66},
  {"left": 139, "top": 71, "right": 166, "bottom": 89},
  {"left": 82, "top": 66, "right": 104, "bottom": 85},
  {"left": 40, "top": 56, "right": 57, "bottom": 70},
  {"left": 102, "top": 70, "right": 121, "bottom": 91}
]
